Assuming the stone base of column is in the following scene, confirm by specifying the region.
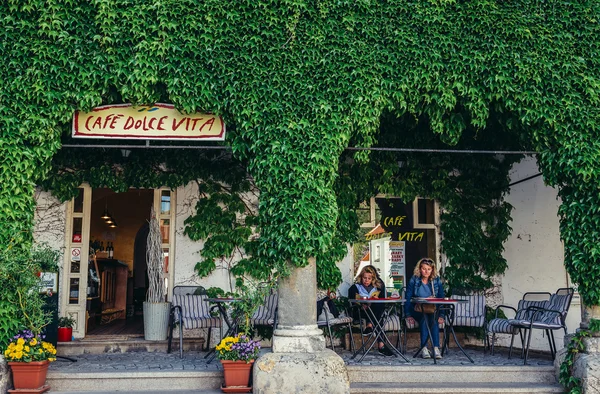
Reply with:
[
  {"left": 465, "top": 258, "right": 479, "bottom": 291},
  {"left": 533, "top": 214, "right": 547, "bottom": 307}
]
[
  {"left": 253, "top": 349, "right": 349, "bottom": 394},
  {"left": 556, "top": 335, "right": 600, "bottom": 393},
  {"left": 272, "top": 325, "right": 325, "bottom": 353}
]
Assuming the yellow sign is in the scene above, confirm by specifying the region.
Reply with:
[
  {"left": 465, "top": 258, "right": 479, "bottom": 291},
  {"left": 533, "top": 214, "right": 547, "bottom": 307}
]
[{"left": 73, "top": 103, "right": 225, "bottom": 140}]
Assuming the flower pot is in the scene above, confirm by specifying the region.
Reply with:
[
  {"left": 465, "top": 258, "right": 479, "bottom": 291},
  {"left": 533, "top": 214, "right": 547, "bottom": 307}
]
[
  {"left": 57, "top": 327, "right": 73, "bottom": 342},
  {"left": 143, "top": 301, "right": 171, "bottom": 340},
  {"left": 8, "top": 360, "right": 50, "bottom": 390},
  {"left": 220, "top": 360, "right": 253, "bottom": 392}
]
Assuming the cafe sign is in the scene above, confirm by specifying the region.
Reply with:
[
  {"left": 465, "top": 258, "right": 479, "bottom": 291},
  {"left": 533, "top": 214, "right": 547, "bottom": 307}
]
[{"left": 73, "top": 103, "right": 225, "bottom": 140}]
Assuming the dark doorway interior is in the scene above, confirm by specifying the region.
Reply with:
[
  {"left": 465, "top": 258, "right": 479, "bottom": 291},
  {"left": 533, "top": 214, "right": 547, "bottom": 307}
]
[{"left": 86, "top": 188, "right": 153, "bottom": 336}]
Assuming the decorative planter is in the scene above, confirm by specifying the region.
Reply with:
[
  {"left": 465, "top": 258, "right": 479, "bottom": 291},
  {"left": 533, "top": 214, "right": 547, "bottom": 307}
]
[
  {"left": 8, "top": 360, "right": 50, "bottom": 391},
  {"left": 57, "top": 327, "right": 72, "bottom": 342},
  {"left": 220, "top": 360, "right": 253, "bottom": 393},
  {"left": 143, "top": 301, "right": 171, "bottom": 340}
]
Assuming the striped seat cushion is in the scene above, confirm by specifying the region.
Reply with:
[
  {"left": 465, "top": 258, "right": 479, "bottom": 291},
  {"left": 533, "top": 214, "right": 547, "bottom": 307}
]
[
  {"left": 317, "top": 315, "right": 353, "bottom": 327},
  {"left": 488, "top": 317, "right": 518, "bottom": 334},
  {"left": 172, "top": 294, "right": 222, "bottom": 329},
  {"left": 250, "top": 293, "right": 278, "bottom": 326}
]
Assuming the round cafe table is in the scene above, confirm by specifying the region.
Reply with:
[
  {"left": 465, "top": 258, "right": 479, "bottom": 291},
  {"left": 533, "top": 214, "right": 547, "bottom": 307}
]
[{"left": 349, "top": 298, "right": 410, "bottom": 363}]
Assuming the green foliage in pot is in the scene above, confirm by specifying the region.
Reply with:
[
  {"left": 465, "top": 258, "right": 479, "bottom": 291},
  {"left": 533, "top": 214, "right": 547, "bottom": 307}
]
[
  {"left": 57, "top": 316, "right": 76, "bottom": 329},
  {"left": 0, "top": 243, "right": 60, "bottom": 348}
]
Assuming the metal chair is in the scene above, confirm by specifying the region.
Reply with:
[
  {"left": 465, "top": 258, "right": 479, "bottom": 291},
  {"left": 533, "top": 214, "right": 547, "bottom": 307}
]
[
  {"left": 167, "top": 286, "right": 222, "bottom": 358},
  {"left": 486, "top": 291, "right": 551, "bottom": 358},
  {"left": 317, "top": 298, "right": 355, "bottom": 352},
  {"left": 450, "top": 293, "right": 488, "bottom": 349},
  {"left": 508, "top": 288, "right": 574, "bottom": 364}
]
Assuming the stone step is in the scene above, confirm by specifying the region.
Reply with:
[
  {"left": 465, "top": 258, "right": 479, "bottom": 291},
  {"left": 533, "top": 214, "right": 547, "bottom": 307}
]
[
  {"left": 49, "top": 391, "right": 222, "bottom": 394},
  {"left": 350, "top": 382, "right": 565, "bottom": 393},
  {"left": 46, "top": 370, "right": 222, "bottom": 392},
  {"left": 347, "top": 365, "right": 557, "bottom": 384},
  {"left": 57, "top": 338, "right": 205, "bottom": 356}
]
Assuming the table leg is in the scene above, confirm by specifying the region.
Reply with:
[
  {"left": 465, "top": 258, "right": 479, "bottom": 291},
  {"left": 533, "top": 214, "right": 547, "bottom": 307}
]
[
  {"left": 412, "top": 311, "right": 437, "bottom": 364},
  {"left": 206, "top": 303, "right": 237, "bottom": 364},
  {"left": 440, "top": 305, "right": 474, "bottom": 363}
]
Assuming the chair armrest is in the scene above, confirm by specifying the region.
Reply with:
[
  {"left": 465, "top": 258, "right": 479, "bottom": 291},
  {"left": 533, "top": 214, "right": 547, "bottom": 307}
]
[{"left": 494, "top": 304, "right": 517, "bottom": 319}]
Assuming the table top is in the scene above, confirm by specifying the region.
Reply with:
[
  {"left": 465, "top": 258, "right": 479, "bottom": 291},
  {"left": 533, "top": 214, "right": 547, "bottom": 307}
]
[
  {"left": 206, "top": 297, "right": 242, "bottom": 303},
  {"left": 411, "top": 297, "right": 467, "bottom": 304},
  {"left": 349, "top": 297, "right": 405, "bottom": 304}
]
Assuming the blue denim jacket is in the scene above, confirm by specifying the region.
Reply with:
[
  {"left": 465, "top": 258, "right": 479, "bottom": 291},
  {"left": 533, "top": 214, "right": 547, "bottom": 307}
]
[{"left": 404, "top": 275, "right": 444, "bottom": 317}]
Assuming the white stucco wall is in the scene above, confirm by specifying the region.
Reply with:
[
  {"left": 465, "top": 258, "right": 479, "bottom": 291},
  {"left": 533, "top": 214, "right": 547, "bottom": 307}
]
[{"left": 499, "top": 157, "right": 581, "bottom": 351}]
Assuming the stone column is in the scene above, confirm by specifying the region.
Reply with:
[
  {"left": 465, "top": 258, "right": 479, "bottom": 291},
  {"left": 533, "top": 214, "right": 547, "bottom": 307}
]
[{"left": 253, "top": 258, "right": 349, "bottom": 394}]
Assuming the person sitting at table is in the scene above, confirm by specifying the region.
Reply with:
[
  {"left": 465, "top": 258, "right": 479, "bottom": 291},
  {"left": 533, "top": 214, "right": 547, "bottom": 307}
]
[
  {"left": 404, "top": 257, "right": 445, "bottom": 359},
  {"left": 348, "top": 265, "right": 394, "bottom": 357}
]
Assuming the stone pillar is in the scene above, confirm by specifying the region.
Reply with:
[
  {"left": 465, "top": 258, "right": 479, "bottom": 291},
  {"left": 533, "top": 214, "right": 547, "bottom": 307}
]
[{"left": 253, "top": 259, "right": 349, "bottom": 394}]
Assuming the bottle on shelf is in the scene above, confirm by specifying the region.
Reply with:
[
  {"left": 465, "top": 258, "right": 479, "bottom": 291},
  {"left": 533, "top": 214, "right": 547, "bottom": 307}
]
[{"left": 108, "top": 242, "right": 114, "bottom": 258}]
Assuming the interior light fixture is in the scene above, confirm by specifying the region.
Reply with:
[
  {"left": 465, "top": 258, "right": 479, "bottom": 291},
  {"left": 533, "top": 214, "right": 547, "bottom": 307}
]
[
  {"left": 100, "top": 203, "right": 111, "bottom": 220},
  {"left": 105, "top": 217, "right": 114, "bottom": 224},
  {"left": 109, "top": 221, "right": 117, "bottom": 228}
]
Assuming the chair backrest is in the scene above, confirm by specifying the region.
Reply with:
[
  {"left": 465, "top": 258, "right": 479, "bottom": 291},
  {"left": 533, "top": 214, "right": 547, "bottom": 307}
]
[
  {"left": 172, "top": 294, "right": 212, "bottom": 318},
  {"left": 514, "top": 292, "right": 551, "bottom": 320},
  {"left": 538, "top": 287, "right": 574, "bottom": 326},
  {"left": 452, "top": 294, "right": 486, "bottom": 328},
  {"left": 251, "top": 291, "right": 278, "bottom": 326}
]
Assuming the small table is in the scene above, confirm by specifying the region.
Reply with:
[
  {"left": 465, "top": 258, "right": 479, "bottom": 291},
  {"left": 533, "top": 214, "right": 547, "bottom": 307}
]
[
  {"left": 411, "top": 297, "right": 474, "bottom": 364},
  {"left": 206, "top": 297, "right": 242, "bottom": 363},
  {"left": 349, "top": 298, "right": 410, "bottom": 363}
]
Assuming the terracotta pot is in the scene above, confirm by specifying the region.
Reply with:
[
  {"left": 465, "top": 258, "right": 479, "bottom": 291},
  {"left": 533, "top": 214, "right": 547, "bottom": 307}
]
[
  {"left": 57, "top": 327, "right": 73, "bottom": 342},
  {"left": 8, "top": 360, "right": 50, "bottom": 389},
  {"left": 220, "top": 360, "right": 254, "bottom": 392}
]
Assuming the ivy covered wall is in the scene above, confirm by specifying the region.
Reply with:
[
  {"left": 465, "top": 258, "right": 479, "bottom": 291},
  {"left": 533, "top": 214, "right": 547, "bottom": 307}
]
[{"left": 2, "top": 1, "right": 600, "bottom": 310}]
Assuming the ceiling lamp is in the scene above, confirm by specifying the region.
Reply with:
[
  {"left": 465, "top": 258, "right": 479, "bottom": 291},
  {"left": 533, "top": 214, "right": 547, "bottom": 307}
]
[
  {"left": 109, "top": 221, "right": 117, "bottom": 228},
  {"left": 105, "top": 216, "right": 114, "bottom": 224},
  {"left": 100, "top": 206, "right": 111, "bottom": 220}
]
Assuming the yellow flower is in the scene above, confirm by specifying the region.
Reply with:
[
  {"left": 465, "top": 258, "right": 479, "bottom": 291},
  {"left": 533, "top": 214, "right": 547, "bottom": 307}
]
[
  {"left": 14, "top": 351, "right": 23, "bottom": 359},
  {"left": 16, "top": 338, "right": 24, "bottom": 345},
  {"left": 24, "top": 346, "right": 30, "bottom": 353},
  {"left": 15, "top": 344, "right": 23, "bottom": 352},
  {"left": 30, "top": 338, "right": 37, "bottom": 346},
  {"left": 4, "top": 349, "right": 9, "bottom": 357}
]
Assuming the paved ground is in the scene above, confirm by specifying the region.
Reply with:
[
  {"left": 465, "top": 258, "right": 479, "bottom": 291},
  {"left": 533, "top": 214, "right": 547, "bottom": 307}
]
[{"left": 48, "top": 345, "right": 553, "bottom": 374}]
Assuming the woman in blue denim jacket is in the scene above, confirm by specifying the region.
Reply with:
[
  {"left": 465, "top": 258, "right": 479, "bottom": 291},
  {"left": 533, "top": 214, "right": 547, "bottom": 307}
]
[{"left": 404, "top": 258, "right": 445, "bottom": 359}]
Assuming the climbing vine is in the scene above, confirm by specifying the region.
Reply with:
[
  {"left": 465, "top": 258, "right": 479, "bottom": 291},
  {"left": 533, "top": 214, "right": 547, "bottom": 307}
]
[{"left": 2, "top": 1, "right": 600, "bottom": 311}]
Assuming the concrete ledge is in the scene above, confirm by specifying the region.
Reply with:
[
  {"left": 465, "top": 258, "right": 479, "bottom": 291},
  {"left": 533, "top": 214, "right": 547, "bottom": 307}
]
[
  {"left": 347, "top": 365, "right": 557, "bottom": 384},
  {"left": 350, "top": 382, "right": 565, "bottom": 393},
  {"left": 46, "top": 370, "right": 221, "bottom": 391},
  {"left": 58, "top": 338, "right": 205, "bottom": 355}
]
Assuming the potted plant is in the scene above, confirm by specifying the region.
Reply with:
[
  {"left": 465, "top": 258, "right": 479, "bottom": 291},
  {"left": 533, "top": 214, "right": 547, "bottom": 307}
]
[
  {"left": 57, "top": 316, "right": 75, "bottom": 342},
  {"left": 3, "top": 330, "right": 57, "bottom": 391},
  {"left": 215, "top": 333, "right": 261, "bottom": 393},
  {"left": 143, "top": 207, "right": 171, "bottom": 340}
]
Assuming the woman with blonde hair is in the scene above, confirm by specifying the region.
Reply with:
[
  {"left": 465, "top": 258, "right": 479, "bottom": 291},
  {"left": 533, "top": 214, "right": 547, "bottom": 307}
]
[
  {"left": 404, "top": 258, "right": 445, "bottom": 359},
  {"left": 347, "top": 265, "right": 394, "bottom": 356}
]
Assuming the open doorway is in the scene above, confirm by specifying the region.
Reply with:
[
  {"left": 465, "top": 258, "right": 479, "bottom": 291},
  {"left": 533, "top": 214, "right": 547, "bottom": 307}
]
[{"left": 86, "top": 188, "right": 153, "bottom": 336}]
